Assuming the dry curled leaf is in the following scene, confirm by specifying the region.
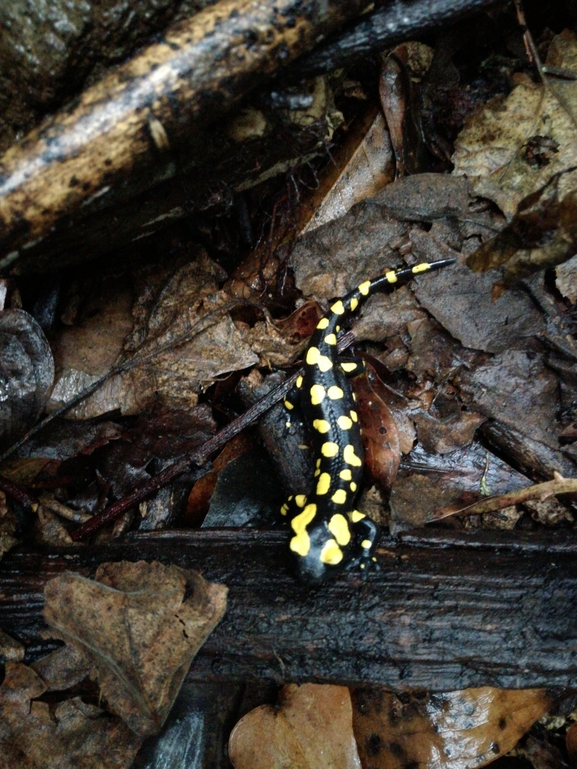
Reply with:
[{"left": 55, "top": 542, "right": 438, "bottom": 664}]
[
  {"left": 352, "top": 687, "right": 553, "bottom": 769},
  {"left": 44, "top": 560, "right": 227, "bottom": 736},
  {"left": 229, "top": 684, "right": 361, "bottom": 769}
]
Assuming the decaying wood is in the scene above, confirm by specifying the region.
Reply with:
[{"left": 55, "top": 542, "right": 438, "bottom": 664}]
[
  {"left": 2, "top": 528, "right": 577, "bottom": 691},
  {"left": 295, "top": 0, "right": 500, "bottom": 77},
  {"left": 0, "top": 0, "right": 373, "bottom": 273}
]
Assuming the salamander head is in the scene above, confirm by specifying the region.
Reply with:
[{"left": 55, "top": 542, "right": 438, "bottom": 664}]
[{"left": 290, "top": 521, "right": 346, "bottom": 584}]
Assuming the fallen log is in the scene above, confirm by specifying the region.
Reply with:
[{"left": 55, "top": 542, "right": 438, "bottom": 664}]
[
  {"left": 0, "top": 0, "right": 374, "bottom": 271},
  {"left": 1, "top": 528, "right": 576, "bottom": 691}
]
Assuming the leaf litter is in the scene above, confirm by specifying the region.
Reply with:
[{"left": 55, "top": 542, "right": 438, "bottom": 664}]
[{"left": 0, "top": 13, "right": 576, "bottom": 769}]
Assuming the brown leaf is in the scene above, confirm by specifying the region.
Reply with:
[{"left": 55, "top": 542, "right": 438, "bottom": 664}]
[
  {"left": 390, "top": 441, "right": 529, "bottom": 530},
  {"left": 413, "top": 410, "right": 486, "bottom": 455},
  {"left": 354, "top": 371, "right": 401, "bottom": 490},
  {"left": 0, "top": 662, "right": 142, "bottom": 769},
  {"left": 453, "top": 31, "right": 577, "bottom": 219},
  {"left": 566, "top": 722, "right": 577, "bottom": 765},
  {"left": 0, "top": 490, "right": 18, "bottom": 560},
  {"left": 352, "top": 687, "right": 553, "bottom": 769},
  {"left": 0, "top": 309, "right": 54, "bottom": 452},
  {"left": 44, "top": 561, "right": 227, "bottom": 736},
  {"left": 229, "top": 683, "right": 361, "bottom": 769},
  {"left": 301, "top": 108, "right": 395, "bottom": 234}
]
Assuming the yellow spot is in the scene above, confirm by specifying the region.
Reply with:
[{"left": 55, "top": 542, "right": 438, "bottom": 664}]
[
  {"left": 361, "top": 539, "right": 372, "bottom": 550},
  {"left": 335, "top": 325, "right": 341, "bottom": 332},
  {"left": 316, "top": 317, "right": 330, "bottom": 329},
  {"left": 320, "top": 539, "right": 343, "bottom": 565},
  {"left": 350, "top": 296, "right": 359, "bottom": 311},
  {"left": 306, "top": 346, "right": 320, "bottom": 366},
  {"left": 290, "top": 503, "right": 317, "bottom": 556},
  {"left": 327, "top": 385, "right": 344, "bottom": 400},
  {"left": 331, "top": 488, "right": 347, "bottom": 505},
  {"left": 360, "top": 563, "right": 366, "bottom": 569},
  {"left": 385, "top": 270, "right": 398, "bottom": 283},
  {"left": 284, "top": 400, "right": 294, "bottom": 410},
  {"left": 280, "top": 503, "right": 289, "bottom": 515},
  {"left": 328, "top": 514, "right": 351, "bottom": 546},
  {"left": 310, "top": 384, "right": 326, "bottom": 405},
  {"left": 296, "top": 375, "right": 303, "bottom": 388},
  {"left": 358, "top": 280, "right": 371, "bottom": 296},
  {"left": 316, "top": 458, "right": 322, "bottom": 467},
  {"left": 338, "top": 415, "right": 353, "bottom": 430},
  {"left": 316, "top": 472, "right": 331, "bottom": 495},
  {"left": 314, "top": 469, "right": 320, "bottom": 477},
  {"left": 350, "top": 482, "right": 357, "bottom": 492},
  {"left": 344, "top": 444, "right": 362, "bottom": 466},
  {"left": 339, "top": 469, "right": 352, "bottom": 481},
  {"left": 324, "top": 333, "right": 337, "bottom": 345},
  {"left": 341, "top": 362, "right": 357, "bottom": 374},
  {"left": 350, "top": 410, "right": 358, "bottom": 422},
  {"left": 352, "top": 392, "right": 357, "bottom": 401},
  {"left": 350, "top": 510, "right": 365, "bottom": 522},
  {"left": 286, "top": 421, "right": 291, "bottom": 428},
  {"left": 321, "top": 442, "right": 339, "bottom": 457},
  {"left": 307, "top": 346, "right": 333, "bottom": 372},
  {"left": 295, "top": 494, "right": 307, "bottom": 508},
  {"left": 313, "top": 419, "right": 331, "bottom": 434},
  {"left": 330, "top": 300, "right": 345, "bottom": 315},
  {"left": 412, "top": 262, "right": 431, "bottom": 274}
]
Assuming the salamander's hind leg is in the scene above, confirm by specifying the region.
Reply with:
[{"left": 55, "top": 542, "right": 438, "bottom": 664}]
[
  {"left": 344, "top": 511, "right": 380, "bottom": 576},
  {"left": 280, "top": 493, "right": 307, "bottom": 519},
  {"left": 339, "top": 356, "right": 366, "bottom": 377}
]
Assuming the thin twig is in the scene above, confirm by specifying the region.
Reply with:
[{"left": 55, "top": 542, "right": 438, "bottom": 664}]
[{"left": 435, "top": 473, "right": 577, "bottom": 519}]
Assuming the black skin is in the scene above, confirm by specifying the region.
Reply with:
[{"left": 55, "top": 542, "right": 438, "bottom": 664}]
[{"left": 281, "top": 258, "right": 456, "bottom": 583}]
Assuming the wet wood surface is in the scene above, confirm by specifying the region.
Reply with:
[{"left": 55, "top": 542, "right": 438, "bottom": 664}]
[
  {"left": 1, "top": 528, "right": 576, "bottom": 691},
  {"left": 0, "top": 0, "right": 370, "bottom": 270}
]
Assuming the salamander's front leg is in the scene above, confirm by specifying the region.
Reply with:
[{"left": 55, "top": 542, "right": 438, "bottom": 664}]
[
  {"left": 283, "top": 374, "right": 303, "bottom": 428},
  {"left": 345, "top": 511, "right": 380, "bottom": 575},
  {"left": 339, "top": 356, "right": 366, "bottom": 377}
]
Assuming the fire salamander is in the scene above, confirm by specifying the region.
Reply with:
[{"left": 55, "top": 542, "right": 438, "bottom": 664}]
[{"left": 281, "top": 257, "right": 455, "bottom": 583}]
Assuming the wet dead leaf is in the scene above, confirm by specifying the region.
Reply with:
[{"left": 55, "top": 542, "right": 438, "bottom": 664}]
[
  {"left": 0, "top": 490, "right": 18, "bottom": 559},
  {"left": 410, "top": 239, "right": 546, "bottom": 354},
  {"left": 49, "top": 251, "right": 257, "bottom": 418},
  {"left": 413, "top": 410, "right": 486, "bottom": 455},
  {"left": 390, "top": 441, "right": 529, "bottom": 530},
  {"left": 0, "top": 662, "right": 142, "bottom": 769},
  {"left": 352, "top": 687, "right": 553, "bottom": 769},
  {"left": 0, "top": 627, "right": 24, "bottom": 663},
  {"left": 302, "top": 108, "right": 394, "bottom": 234},
  {"left": 458, "top": 349, "right": 560, "bottom": 449},
  {"left": 229, "top": 683, "right": 361, "bottom": 769},
  {"left": 34, "top": 506, "right": 74, "bottom": 547},
  {"left": 466, "top": 172, "right": 577, "bottom": 292},
  {"left": 354, "top": 371, "right": 400, "bottom": 490},
  {"left": 555, "top": 252, "right": 577, "bottom": 303},
  {"left": 566, "top": 722, "right": 577, "bottom": 764},
  {"left": 44, "top": 561, "right": 227, "bottom": 736},
  {"left": 0, "top": 309, "right": 54, "bottom": 452},
  {"left": 453, "top": 30, "right": 577, "bottom": 219}
]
